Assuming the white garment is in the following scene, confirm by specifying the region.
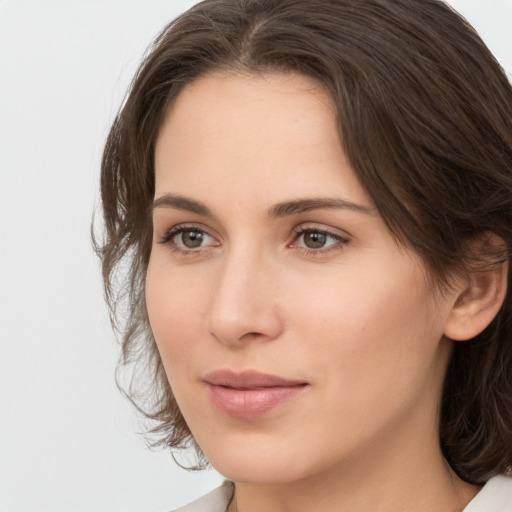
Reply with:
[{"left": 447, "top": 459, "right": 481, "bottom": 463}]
[
  {"left": 171, "top": 475, "right": 512, "bottom": 512},
  {"left": 463, "top": 476, "right": 512, "bottom": 512},
  {"left": 171, "top": 481, "right": 233, "bottom": 512}
]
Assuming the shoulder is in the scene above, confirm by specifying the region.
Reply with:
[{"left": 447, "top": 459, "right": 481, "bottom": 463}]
[
  {"left": 463, "top": 475, "right": 512, "bottom": 512},
  {"left": 170, "top": 481, "right": 234, "bottom": 512}
]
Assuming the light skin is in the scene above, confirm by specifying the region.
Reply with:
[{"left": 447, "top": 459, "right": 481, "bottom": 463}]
[{"left": 146, "top": 72, "right": 507, "bottom": 512}]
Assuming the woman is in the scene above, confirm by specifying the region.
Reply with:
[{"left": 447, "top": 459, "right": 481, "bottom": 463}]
[{"left": 96, "top": 0, "right": 512, "bottom": 510}]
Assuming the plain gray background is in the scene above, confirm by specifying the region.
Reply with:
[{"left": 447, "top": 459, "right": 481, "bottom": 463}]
[{"left": 0, "top": 1, "right": 510, "bottom": 511}]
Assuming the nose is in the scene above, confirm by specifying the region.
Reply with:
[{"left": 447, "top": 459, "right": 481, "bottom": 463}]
[{"left": 206, "top": 249, "right": 283, "bottom": 347}]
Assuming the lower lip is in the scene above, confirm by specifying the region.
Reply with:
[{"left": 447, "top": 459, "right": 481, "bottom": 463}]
[{"left": 207, "top": 384, "right": 307, "bottom": 419}]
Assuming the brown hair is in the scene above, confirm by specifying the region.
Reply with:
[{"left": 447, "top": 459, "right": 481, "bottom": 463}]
[{"left": 95, "top": 0, "right": 512, "bottom": 482}]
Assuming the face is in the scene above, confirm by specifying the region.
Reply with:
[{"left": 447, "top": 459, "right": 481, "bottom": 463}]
[{"left": 147, "top": 72, "right": 456, "bottom": 485}]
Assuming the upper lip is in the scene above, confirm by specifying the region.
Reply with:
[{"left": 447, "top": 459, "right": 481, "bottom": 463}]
[{"left": 203, "top": 370, "right": 307, "bottom": 389}]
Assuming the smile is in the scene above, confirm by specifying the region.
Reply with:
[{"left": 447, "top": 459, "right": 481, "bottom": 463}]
[{"left": 203, "top": 370, "right": 309, "bottom": 419}]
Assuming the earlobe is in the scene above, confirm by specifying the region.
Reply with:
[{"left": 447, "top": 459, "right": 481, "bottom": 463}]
[{"left": 444, "top": 242, "right": 508, "bottom": 342}]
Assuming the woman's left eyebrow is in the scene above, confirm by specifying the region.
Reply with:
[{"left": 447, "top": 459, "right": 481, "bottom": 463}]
[{"left": 268, "top": 198, "right": 375, "bottom": 218}]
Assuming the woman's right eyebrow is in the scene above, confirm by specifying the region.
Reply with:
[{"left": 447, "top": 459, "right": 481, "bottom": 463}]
[{"left": 151, "top": 193, "right": 213, "bottom": 217}]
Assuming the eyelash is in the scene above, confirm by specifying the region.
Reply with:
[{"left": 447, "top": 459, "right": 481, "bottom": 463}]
[
  {"left": 292, "top": 227, "right": 349, "bottom": 256},
  {"left": 158, "top": 224, "right": 215, "bottom": 256},
  {"left": 158, "top": 224, "right": 349, "bottom": 257}
]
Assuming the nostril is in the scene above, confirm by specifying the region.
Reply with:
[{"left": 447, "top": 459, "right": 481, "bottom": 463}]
[
  {"left": 239, "top": 331, "right": 266, "bottom": 342},
  {"left": 209, "top": 330, "right": 266, "bottom": 345}
]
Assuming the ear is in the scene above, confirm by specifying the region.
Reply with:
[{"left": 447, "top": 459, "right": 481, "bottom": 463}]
[{"left": 443, "top": 234, "right": 508, "bottom": 342}]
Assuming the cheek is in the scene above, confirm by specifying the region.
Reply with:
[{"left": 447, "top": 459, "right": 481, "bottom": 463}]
[
  {"left": 283, "top": 256, "right": 443, "bottom": 388},
  {"left": 145, "top": 258, "right": 211, "bottom": 365}
]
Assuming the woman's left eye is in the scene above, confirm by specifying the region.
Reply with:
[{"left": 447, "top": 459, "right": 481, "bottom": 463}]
[{"left": 293, "top": 228, "right": 348, "bottom": 252}]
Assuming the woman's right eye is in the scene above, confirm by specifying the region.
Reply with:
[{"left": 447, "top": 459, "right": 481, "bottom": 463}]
[{"left": 160, "top": 226, "right": 218, "bottom": 252}]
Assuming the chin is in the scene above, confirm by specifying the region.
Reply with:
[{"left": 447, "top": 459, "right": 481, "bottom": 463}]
[
  {"left": 213, "top": 458, "right": 304, "bottom": 485},
  {"left": 197, "top": 433, "right": 302, "bottom": 484},
  {"left": 199, "top": 431, "right": 339, "bottom": 486}
]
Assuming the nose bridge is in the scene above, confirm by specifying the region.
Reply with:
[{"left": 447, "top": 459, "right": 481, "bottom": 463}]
[{"left": 207, "top": 242, "right": 281, "bottom": 345}]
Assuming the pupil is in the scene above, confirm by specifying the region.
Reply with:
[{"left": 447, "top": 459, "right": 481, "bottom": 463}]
[
  {"left": 182, "top": 230, "right": 203, "bottom": 248},
  {"left": 304, "top": 232, "right": 326, "bottom": 249}
]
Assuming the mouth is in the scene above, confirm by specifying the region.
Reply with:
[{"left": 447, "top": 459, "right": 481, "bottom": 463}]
[{"left": 203, "top": 370, "right": 309, "bottom": 419}]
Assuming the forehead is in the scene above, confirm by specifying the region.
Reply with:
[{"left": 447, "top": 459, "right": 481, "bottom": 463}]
[
  {"left": 154, "top": 71, "right": 372, "bottom": 210},
  {"left": 156, "top": 71, "right": 336, "bottom": 165}
]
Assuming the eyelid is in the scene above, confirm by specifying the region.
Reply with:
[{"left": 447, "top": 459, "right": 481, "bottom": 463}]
[
  {"left": 291, "top": 222, "right": 351, "bottom": 240},
  {"left": 156, "top": 221, "right": 350, "bottom": 256}
]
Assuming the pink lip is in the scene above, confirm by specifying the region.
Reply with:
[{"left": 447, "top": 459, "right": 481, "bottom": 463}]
[{"left": 203, "top": 370, "right": 308, "bottom": 419}]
